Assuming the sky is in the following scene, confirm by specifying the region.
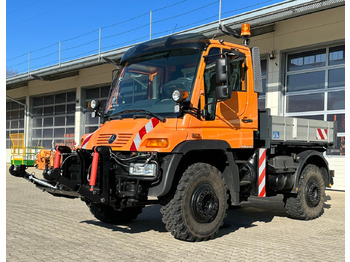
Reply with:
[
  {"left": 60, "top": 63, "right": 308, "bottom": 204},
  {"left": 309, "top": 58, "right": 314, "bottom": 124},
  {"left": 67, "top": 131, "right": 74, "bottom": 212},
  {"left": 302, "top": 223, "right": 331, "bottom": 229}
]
[{"left": 6, "top": 0, "right": 285, "bottom": 75}]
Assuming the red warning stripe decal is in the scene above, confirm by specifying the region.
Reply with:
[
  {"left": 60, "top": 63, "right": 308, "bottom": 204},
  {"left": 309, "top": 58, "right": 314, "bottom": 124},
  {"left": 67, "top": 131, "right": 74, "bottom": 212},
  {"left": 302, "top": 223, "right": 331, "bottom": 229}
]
[
  {"left": 130, "top": 117, "right": 160, "bottom": 151},
  {"left": 316, "top": 129, "right": 328, "bottom": 140},
  {"left": 258, "top": 148, "right": 267, "bottom": 198}
]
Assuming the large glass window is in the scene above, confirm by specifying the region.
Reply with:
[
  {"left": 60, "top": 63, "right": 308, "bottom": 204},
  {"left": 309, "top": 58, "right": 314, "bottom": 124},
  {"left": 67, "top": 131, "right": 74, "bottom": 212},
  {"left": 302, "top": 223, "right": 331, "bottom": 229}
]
[
  {"left": 105, "top": 49, "right": 202, "bottom": 119},
  {"left": 286, "top": 93, "right": 324, "bottom": 113},
  {"left": 285, "top": 45, "right": 345, "bottom": 155},
  {"left": 6, "top": 99, "right": 25, "bottom": 149},
  {"left": 84, "top": 86, "right": 110, "bottom": 134},
  {"left": 287, "top": 48, "right": 326, "bottom": 71},
  {"left": 32, "top": 91, "right": 76, "bottom": 149},
  {"left": 287, "top": 71, "right": 325, "bottom": 92}
]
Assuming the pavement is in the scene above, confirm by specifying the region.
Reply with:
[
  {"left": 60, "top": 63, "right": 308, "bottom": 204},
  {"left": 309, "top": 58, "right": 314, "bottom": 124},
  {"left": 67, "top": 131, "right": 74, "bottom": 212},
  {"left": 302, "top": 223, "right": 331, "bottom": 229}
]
[{"left": 6, "top": 164, "right": 345, "bottom": 262}]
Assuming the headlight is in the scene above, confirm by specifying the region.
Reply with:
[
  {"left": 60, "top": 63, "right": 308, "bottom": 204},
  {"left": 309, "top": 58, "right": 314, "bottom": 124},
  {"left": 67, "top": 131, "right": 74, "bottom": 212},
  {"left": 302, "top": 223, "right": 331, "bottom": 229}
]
[
  {"left": 129, "top": 163, "right": 157, "bottom": 177},
  {"left": 89, "top": 99, "right": 100, "bottom": 109},
  {"left": 172, "top": 90, "right": 181, "bottom": 102},
  {"left": 172, "top": 89, "right": 188, "bottom": 103}
]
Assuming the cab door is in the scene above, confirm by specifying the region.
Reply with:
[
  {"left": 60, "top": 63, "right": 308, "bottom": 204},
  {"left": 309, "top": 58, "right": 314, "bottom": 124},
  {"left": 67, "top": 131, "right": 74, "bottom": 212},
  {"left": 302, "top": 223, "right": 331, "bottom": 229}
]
[
  {"left": 200, "top": 46, "right": 254, "bottom": 148},
  {"left": 220, "top": 50, "right": 249, "bottom": 127}
]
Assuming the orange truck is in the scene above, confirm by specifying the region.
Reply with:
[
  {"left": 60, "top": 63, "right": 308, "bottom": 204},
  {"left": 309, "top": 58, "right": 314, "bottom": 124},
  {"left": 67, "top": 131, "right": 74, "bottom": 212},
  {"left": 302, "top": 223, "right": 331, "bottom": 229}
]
[{"left": 10, "top": 23, "right": 336, "bottom": 241}]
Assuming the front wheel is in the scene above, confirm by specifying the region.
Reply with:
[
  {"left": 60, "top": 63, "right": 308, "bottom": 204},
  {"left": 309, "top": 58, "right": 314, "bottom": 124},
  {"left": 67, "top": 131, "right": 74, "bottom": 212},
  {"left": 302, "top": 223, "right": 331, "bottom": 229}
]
[
  {"left": 161, "top": 163, "right": 228, "bottom": 241},
  {"left": 284, "top": 164, "right": 325, "bottom": 220}
]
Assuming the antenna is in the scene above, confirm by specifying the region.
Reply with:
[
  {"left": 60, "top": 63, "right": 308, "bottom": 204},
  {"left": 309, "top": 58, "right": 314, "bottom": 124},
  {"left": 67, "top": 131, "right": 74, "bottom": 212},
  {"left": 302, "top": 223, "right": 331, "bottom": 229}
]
[
  {"left": 172, "top": 24, "right": 178, "bottom": 34},
  {"left": 150, "top": 11, "right": 152, "bottom": 40},
  {"left": 219, "top": 0, "right": 222, "bottom": 26}
]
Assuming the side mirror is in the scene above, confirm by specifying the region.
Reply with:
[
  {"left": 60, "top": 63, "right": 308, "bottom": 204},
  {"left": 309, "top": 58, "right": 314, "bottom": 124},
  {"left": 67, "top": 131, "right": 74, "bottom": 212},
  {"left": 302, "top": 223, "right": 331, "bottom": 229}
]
[
  {"left": 215, "top": 57, "right": 230, "bottom": 84},
  {"left": 215, "top": 57, "right": 232, "bottom": 101},
  {"left": 216, "top": 85, "right": 230, "bottom": 101}
]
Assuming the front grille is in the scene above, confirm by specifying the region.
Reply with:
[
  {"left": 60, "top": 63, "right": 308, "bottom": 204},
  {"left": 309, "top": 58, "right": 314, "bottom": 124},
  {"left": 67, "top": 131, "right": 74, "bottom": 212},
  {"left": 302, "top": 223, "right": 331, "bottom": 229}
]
[{"left": 96, "top": 133, "right": 133, "bottom": 147}]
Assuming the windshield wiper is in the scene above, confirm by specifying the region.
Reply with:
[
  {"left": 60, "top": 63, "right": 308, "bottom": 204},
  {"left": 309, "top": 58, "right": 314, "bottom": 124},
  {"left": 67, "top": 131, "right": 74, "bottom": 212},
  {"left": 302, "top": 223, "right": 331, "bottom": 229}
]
[{"left": 108, "top": 109, "right": 166, "bottom": 122}]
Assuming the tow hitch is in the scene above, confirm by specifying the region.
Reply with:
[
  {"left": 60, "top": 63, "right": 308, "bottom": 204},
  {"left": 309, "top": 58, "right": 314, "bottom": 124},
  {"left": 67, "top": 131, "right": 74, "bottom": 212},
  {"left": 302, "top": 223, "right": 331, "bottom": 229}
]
[
  {"left": 8, "top": 146, "right": 111, "bottom": 203},
  {"left": 9, "top": 164, "right": 102, "bottom": 201},
  {"left": 9, "top": 164, "right": 80, "bottom": 198}
]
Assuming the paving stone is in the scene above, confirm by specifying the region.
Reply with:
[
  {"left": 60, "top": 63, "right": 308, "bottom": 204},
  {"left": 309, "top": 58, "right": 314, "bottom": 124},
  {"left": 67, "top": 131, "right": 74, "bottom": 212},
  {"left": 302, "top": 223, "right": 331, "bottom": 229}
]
[{"left": 6, "top": 165, "right": 345, "bottom": 261}]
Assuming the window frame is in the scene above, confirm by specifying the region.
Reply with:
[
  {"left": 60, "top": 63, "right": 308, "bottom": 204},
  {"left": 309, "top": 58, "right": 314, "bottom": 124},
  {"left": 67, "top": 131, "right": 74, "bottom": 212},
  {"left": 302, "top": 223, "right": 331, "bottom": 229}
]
[
  {"left": 258, "top": 57, "right": 268, "bottom": 110},
  {"left": 31, "top": 90, "right": 76, "bottom": 149},
  {"left": 6, "top": 98, "right": 26, "bottom": 149}
]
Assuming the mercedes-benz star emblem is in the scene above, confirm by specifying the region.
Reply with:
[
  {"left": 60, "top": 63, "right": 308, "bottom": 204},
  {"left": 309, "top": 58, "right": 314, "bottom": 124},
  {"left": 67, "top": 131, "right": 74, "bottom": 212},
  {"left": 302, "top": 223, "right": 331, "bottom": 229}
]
[{"left": 108, "top": 134, "right": 117, "bottom": 144}]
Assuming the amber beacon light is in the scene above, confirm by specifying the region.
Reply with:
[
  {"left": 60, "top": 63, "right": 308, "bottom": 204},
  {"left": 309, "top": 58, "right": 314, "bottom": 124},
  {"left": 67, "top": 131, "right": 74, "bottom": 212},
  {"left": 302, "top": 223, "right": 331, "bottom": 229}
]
[{"left": 241, "top": 23, "right": 251, "bottom": 37}]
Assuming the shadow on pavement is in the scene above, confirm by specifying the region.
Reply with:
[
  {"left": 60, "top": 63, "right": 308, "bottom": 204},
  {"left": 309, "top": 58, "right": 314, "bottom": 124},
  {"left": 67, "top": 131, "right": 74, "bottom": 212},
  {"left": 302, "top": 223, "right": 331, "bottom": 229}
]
[
  {"left": 80, "top": 193, "right": 332, "bottom": 238},
  {"left": 216, "top": 195, "right": 286, "bottom": 237},
  {"left": 80, "top": 205, "right": 167, "bottom": 234}
]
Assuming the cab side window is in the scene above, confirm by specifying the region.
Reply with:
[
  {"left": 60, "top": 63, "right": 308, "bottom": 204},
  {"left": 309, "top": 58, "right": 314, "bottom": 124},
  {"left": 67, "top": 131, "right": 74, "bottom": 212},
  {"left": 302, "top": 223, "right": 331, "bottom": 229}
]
[
  {"left": 203, "top": 48, "right": 220, "bottom": 120},
  {"left": 224, "top": 49, "right": 245, "bottom": 92},
  {"left": 230, "top": 60, "right": 243, "bottom": 91}
]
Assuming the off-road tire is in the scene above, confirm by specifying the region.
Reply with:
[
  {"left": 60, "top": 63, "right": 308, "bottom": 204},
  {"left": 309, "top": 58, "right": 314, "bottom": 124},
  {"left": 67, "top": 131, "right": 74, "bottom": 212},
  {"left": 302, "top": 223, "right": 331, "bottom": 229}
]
[
  {"left": 88, "top": 203, "right": 143, "bottom": 224},
  {"left": 285, "top": 164, "right": 325, "bottom": 220},
  {"left": 160, "top": 163, "right": 228, "bottom": 241}
]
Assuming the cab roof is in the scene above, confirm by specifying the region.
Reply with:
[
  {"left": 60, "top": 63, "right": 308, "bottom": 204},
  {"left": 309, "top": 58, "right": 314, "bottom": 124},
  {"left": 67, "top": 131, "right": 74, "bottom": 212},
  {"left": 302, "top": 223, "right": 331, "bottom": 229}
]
[{"left": 120, "top": 33, "right": 210, "bottom": 65}]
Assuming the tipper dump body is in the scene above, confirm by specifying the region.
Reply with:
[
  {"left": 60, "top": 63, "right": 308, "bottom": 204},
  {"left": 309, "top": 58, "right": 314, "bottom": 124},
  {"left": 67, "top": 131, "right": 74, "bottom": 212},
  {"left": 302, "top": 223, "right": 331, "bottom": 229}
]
[{"left": 259, "top": 109, "right": 336, "bottom": 147}]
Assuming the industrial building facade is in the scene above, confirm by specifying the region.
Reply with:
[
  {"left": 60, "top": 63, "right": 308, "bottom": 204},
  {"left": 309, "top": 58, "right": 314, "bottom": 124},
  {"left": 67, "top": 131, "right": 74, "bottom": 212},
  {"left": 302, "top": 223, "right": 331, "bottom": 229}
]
[{"left": 6, "top": 0, "right": 345, "bottom": 189}]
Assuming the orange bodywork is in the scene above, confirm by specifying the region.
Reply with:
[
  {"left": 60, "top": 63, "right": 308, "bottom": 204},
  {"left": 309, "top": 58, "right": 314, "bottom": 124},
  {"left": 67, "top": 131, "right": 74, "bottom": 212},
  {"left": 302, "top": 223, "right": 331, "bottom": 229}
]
[
  {"left": 82, "top": 40, "right": 258, "bottom": 152},
  {"left": 191, "top": 41, "right": 258, "bottom": 148},
  {"left": 83, "top": 118, "right": 187, "bottom": 153}
]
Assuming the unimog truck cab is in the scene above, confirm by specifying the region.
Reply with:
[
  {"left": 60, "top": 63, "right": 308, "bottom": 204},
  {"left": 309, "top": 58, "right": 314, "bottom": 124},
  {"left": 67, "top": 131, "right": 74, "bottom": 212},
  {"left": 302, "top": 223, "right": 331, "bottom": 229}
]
[{"left": 10, "top": 24, "right": 335, "bottom": 241}]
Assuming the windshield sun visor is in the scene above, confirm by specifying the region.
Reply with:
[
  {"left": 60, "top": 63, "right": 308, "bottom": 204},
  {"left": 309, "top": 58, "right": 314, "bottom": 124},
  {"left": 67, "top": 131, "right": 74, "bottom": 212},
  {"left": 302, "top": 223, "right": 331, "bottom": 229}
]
[{"left": 121, "top": 33, "right": 210, "bottom": 65}]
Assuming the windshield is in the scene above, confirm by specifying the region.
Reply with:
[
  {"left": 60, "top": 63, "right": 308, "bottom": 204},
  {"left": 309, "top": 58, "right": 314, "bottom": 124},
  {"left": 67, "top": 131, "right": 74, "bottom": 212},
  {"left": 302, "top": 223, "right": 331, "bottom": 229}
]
[{"left": 105, "top": 49, "right": 202, "bottom": 118}]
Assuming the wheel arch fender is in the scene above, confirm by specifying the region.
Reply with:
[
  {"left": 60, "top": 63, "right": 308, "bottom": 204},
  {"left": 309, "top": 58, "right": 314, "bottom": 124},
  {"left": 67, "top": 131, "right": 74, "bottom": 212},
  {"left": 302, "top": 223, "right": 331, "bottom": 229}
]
[
  {"left": 292, "top": 150, "right": 330, "bottom": 193},
  {"left": 149, "top": 140, "right": 239, "bottom": 204}
]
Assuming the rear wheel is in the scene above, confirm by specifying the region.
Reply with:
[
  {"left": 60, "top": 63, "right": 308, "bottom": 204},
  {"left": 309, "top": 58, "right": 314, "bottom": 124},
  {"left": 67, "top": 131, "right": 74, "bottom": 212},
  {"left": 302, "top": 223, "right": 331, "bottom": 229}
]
[
  {"left": 88, "top": 203, "right": 143, "bottom": 224},
  {"left": 285, "top": 164, "right": 325, "bottom": 220},
  {"left": 161, "top": 163, "right": 228, "bottom": 241}
]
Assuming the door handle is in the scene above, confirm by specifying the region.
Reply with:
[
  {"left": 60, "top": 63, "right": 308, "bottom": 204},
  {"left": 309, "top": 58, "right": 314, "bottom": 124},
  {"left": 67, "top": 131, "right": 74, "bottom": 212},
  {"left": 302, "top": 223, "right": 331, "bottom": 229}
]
[{"left": 242, "top": 118, "right": 253, "bottom": 123}]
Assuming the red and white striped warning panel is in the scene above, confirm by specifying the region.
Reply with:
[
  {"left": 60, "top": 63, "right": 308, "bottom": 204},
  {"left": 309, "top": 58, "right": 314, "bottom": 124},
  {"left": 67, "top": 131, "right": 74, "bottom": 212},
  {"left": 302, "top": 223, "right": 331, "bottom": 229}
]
[
  {"left": 316, "top": 128, "right": 328, "bottom": 140},
  {"left": 258, "top": 148, "right": 267, "bottom": 198},
  {"left": 82, "top": 131, "right": 96, "bottom": 149},
  {"left": 130, "top": 117, "right": 160, "bottom": 151}
]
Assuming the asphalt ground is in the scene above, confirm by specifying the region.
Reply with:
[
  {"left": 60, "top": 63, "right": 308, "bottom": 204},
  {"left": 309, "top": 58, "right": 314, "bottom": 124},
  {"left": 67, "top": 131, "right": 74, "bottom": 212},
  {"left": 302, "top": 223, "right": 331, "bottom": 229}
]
[{"left": 6, "top": 165, "right": 345, "bottom": 261}]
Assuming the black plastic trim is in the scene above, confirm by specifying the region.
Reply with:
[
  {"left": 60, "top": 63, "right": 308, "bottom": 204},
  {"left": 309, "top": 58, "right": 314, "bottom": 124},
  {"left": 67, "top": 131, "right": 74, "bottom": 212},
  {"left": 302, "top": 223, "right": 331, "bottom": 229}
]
[
  {"left": 291, "top": 150, "right": 330, "bottom": 193},
  {"left": 149, "top": 140, "right": 240, "bottom": 201},
  {"left": 223, "top": 151, "right": 240, "bottom": 205},
  {"left": 148, "top": 154, "right": 182, "bottom": 197},
  {"left": 172, "top": 140, "right": 231, "bottom": 154}
]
